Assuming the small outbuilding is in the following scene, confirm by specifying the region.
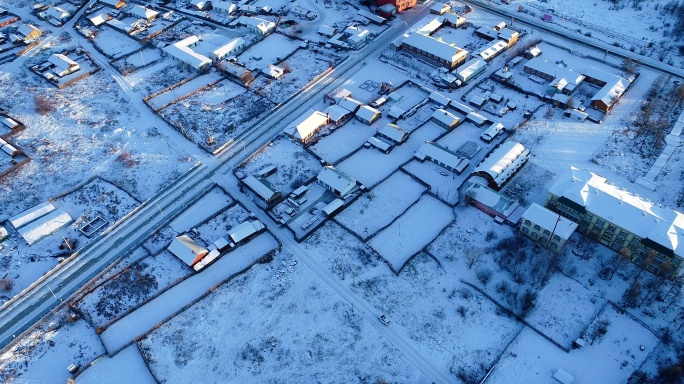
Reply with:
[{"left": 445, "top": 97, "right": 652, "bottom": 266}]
[
  {"left": 168, "top": 235, "right": 209, "bottom": 266},
  {"left": 356, "top": 105, "right": 381, "bottom": 125}
]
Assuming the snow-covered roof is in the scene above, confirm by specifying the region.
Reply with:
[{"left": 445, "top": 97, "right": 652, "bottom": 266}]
[
  {"left": 416, "top": 17, "right": 444, "bottom": 35},
  {"left": 466, "top": 182, "right": 518, "bottom": 217},
  {"left": 565, "top": 109, "right": 588, "bottom": 119},
  {"left": 163, "top": 35, "right": 212, "bottom": 70},
  {"left": 456, "top": 58, "right": 486, "bottom": 80},
  {"left": 430, "top": 3, "right": 450, "bottom": 12},
  {"left": 292, "top": 110, "right": 328, "bottom": 140},
  {"left": 17, "top": 24, "right": 40, "bottom": 37},
  {"left": 49, "top": 54, "right": 78, "bottom": 72},
  {"left": 417, "top": 141, "right": 469, "bottom": 172},
  {"left": 318, "top": 25, "right": 336, "bottom": 37},
  {"left": 324, "top": 104, "right": 350, "bottom": 122},
  {"left": 356, "top": 105, "right": 381, "bottom": 122},
  {"left": 212, "top": 0, "right": 237, "bottom": 13},
  {"left": 450, "top": 100, "right": 473, "bottom": 115},
  {"left": 591, "top": 78, "right": 629, "bottom": 107},
  {"left": 429, "top": 91, "right": 450, "bottom": 106},
  {"left": 469, "top": 95, "right": 486, "bottom": 107},
  {"left": 243, "top": 175, "right": 279, "bottom": 201},
  {"left": 549, "top": 167, "right": 684, "bottom": 258},
  {"left": 402, "top": 32, "right": 467, "bottom": 64},
  {"left": 89, "top": 13, "right": 108, "bottom": 26},
  {"left": 9, "top": 201, "right": 56, "bottom": 229},
  {"left": 526, "top": 46, "right": 542, "bottom": 57},
  {"left": 46, "top": 6, "right": 69, "bottom": 20},
  {"left": 317, "top": 166, "right": 356, "bottom": 197},
  {"left": 2, "top": 117, "right": 18, "bottom": 128},
  {"left": 482, "top": 122, "right": 504, "bottom": 139},
  {"left": 211, "top": 37, "right": 245, "bottom": 59},
  {"left": 474, "top": 141, "right": 529, "bottom": 188},
  {"left": 17, "top": 209, "right": 72, "bottom": 245},
  {"left": 553, "top": 368, "right": 575, "bottom": 384},
  {"left": 127, "top": 4, "right": 158, "bottom": 19},
  {"left": 524, "top": 58, "right": 585, "bottom": 85},
  {"left": 99, "top": 0, "right": 124, "bottom": 6},
  {"left": 476, "top": 26, "right": 498, "bottom": 39},
  {"left": 477, "top": 40, "right": 508, "bottom": 61},
  {"left": 498, "top": 28, "right": 518, "bottom": 41},
  {"left": 168, "top": 235, "right": 208, "bottom": 266},
  {"left": 378, "top": 123, "right": 408, "bottom": 143},
  {"left": 466, "top": 111, "right": 488, "bottom": 125},
  {"left": 522, "top": 203, "right": 577, "bottom": 239},
  {"left": 367, "top": 136, "right": 392, "bottom": 152},
  {"left": 237, "top": 16, "right": 275, "bottom": 34},
  {"left": 323, "top": 199, "right": 344, "bottom": 216},
  {"left": 228, "top": 220, "right": 264, "bottom": 243},
  {"left": 337, "top": 97, "right": 363, "bottom": 113},
  {"left": 432, "top": 108, "right": 459, "bottom": 127},
  {"left": 357, "top": 9, "right": 385, "bottom": 24}
]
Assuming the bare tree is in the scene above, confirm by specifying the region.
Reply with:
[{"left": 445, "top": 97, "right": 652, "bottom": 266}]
[{"left": 463, "top": 247, "right": 484, "bottom": 269}]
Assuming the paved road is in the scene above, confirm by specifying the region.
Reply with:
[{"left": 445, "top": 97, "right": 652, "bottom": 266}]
[{"left": 0, "top": 1, "right": 433, "bottom": 351}]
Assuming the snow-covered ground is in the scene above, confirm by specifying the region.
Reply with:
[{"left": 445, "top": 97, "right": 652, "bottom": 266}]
[{"left": 75, "top": 344, "right": 156, "bottom": 384}]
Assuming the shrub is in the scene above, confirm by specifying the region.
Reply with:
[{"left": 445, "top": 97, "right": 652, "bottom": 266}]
[
  {"left": 0, "top": 278, "right": 12, "bottom": 291},
  {"left": 34, "top": 95, "right": 54, "bottom": 115},
  {"left": 476, "top": 268, "right": 492, "bottom": 286}
]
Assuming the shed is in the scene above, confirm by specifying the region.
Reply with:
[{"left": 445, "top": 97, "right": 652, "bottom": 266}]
[
  {"left": 489, "top": 93, "right": 503, "bottom": 103},
  {"left": 466, "top": 111, "right": 488, "bottom": 126},
  {"left": 356, "top": 105, "right": 381, "bottom": 125},
  {"left": 564, "top": 109, "right": 588, "bottom": 122},
  {"left": 242, "top": 175, "right": 281, "bottom": 204},
  {"left": 324, "top": 104, "right": 350, "bottom": 124},
  {"left": 49, "top": 54, "right": 80, "bottom": 77},
  {"left": 284, "top": 110, "right": 328, "bottom": 143},
  {"left": 168, "top": 235, "right": 208, "bottom": 266},
  {"left": 456, "top": 58, "right": 486, "bottom": 83},
  {"left": 481, "top": 122, "right": 504, "bottom": 143},
  {"left": 323, "top": 199, "right": 344, "bottom": 216},
  {"left": 387, "top": 105, "right": 405, "bottom": 119},
  {"left": 367, "top": 136, "right": 392, "bottom": 153},
  {"left": 429, "top": 91, "right": 450, "bottom": 107},
  {"left": 337, "top": 97, "right": 363, "bottom": 113},
  {"left": 228, "top": 220, "right": 265, "bottom": 244},
  {"left": 469, "top": 95, "right": 486, "bottom": 108},
  {"left": 415, "top": 141, "right": 469, "bottom": 174},
  {"left": 552, "top": 368, "right": 575, "bottom": 384},
  {"left": 472, "top": 141, "right": 529, "bottom": 190},
  {"left": 318, "top": 25, "right": 337, "bottom": 37}
]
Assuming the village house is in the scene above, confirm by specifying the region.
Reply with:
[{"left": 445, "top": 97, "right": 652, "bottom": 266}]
[
  {"left": 523, "top": 58, "right": 585, "bottom": 94},
  {"left": 242, "top": 175, "right": 282, "bottom": 206},
  {"left": 211, "top": 1, "right": 238, "bottom": 15},
  {"left": 317, "top": 25, "right": 337, "bottom": 38},
  {"left": 336, "top": 97, "right": 363, "bottom": 113},
  {"left": 14, "top": 24, "right": 42, "bottom": 43},
  {"left": 477, "top": 40, "right": 508, "bottom": 62},
  {"left": 210, "top": 37, "right": 246, "bottom": 62},
  {"left": 163, "top": 35, "right": 212, "bottom": 72},
  {"left": 465, "top": 182, "right": 524, "bottom": 224},
  {"left": 519, "top": 203, "right": 577, "bottom": 253},
  {"left": 0, "top": 13, "right": 18, "bottom": 28},
  {"left": 283, "top": 110, "right": 329, "bottom": 143},
  {"left": 471, "top": 141, "right": 529, "bottom": 190},
  {"left": 376, "top": 0, "right": 416, "bottom": 13},
  {"left": 236, "top": 16, "right": 275, "bottom": 35},
  {"left": 415, "top": 141, "right": 470, "bottom": 174},
  {"left": 430, "top": 2, "right": 450, "bottom": 14},
  {"left": 475, "top": 26, "right": 499, "bottom": 41},
  {"left": 49, "top": 54, "right": 80, "bottom": 77},
  {"left": 429, "top": 91, "right": 450, "bottom": 107},
  {"left": 42, "top": 6, "right": 70, "bottom": 24},
  {"left": 376, "top": 4, "right": 396, "bottom": 18},
  {"left": 88, "top": 13, "right": 109, "bottom": 27},
  {"left": 497, "top": 28, "right": 519, "bottom": 47},
  {"left": 377, "top": 123, "right": 409, "bottom": 144},
  {"left": 356, "top": 105, "right": 381, "bottom": 125},
  {"left": 480, "top": 122, "right": 504, "bottom": 143},
  {"left": 466, "top": 111, "right": 488, "bottom": 127},
  {"left": 431, "top": 108, "right": 460, "bottom": 129},
  {"left": 168, "top": 235, "right": 208, "bottom": 267},
  {"left": 324, "top": 104, "right": 351, "bottom": 125},
  {"left": 583, "top": 67, "right": 632, "bottom": 112},
  {"left": 125, "top": 4, "right": 159, "bottom": 21},
  {"left": 545, "top": 167, "right": 684, "bottom": 276},
  {"left": 456, "top": 58, "right": 487, "bottom": 84},
  {"left": 317, "top": 166, "right": 357, "bottom": 198},
  {"left": 99, "top": 0, "right": 126, "bottom": 8},
  {"left": 399, "top": 32, "right": 468, "bottom": 70}
]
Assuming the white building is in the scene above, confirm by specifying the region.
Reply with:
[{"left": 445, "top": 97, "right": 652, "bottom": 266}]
[
  {"left": 236, "top": 16, "right": 275, "bottom": 35},
  {"left": 356, "top": 105, "right": 381, "bottom": 125},
  {"left": 519, "top": 203, "right": 577, "bottom": 253},
  {"left": 415, "top": 141, "right": 469, "bottom": 174},
  {"left": 283, "top": 111, "right": 329, "bottom": 143},
  {"left": 228, "top": 220, "right": 265, "bottom": 244},
  {"left": 126, "top": 4, "right": 159, "bottom": 20},
  {"left": 456, "top": 58, "right": 487, "bottom": 83},
  {"left": 49, "top": 54, "right": 80, "bottom": 77},
  {"left": 163, "top": 35, "right": 212, "bottom": 71},
  {"left": 168, "top": 235, "right": 208, "bottom": 266},
  {"left": 210, "top": 37, "right": 246, "bottom": 61},
  {"left": 431, "top": 108, "right": 460, "bottom": 129},
  {"left": 472, "top": 141, "right": 529, "bottom": 190}
]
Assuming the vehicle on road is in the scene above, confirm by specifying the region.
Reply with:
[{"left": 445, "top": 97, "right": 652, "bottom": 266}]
[{"left": 379, "top": 314, "right": 391, "bottom": 325}]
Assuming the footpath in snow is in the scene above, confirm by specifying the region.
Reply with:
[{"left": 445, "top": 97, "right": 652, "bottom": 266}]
[{"left": 98, "top": 233, "right": 279, "bottom": 354}]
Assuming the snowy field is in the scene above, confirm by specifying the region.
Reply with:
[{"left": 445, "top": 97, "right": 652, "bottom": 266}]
[
  {"left": 337, "top": 123, "right": 443, "bottom": 187},
  {"left": 99, "top": 233, "right": 279, "bottom": 354},
  {"left": 238, "top": 33, "right": 302, "bottom": 71},
  {"left": 147, "top": 71, "right": 224, "bottom": 111},
  {"left": 90, "top": 26, "right": 143, "bottom": 60},
  {"left": 112, "top": 48, "right": 163, "bottom": 74},
  {"left": 487, "top": 305, "right": 659, "bottom": 384},
  {"left": 237, "top": 136, "right": 322, "bottom": 196},
  {"left": 75, "top": 345, "right": 155, "bottom": 384},
  {"left": 369, "top": 195, "right": 454, "bottom": 271},
  {"left": 168, "top": 187, "right": 234, "bottom": 233},
  {"left": 74, "top": 251, "right": 191, "bottom": 330},
  {"left": 0, "top": 310, "right": 104, "bottom": 384},
  {"left": 402, "top": 159, "right": 462, "bottom": 205},
  {"left": 125, "top": 59, "right": 193, "bottom": 95},
  {"left": 309, "top": 119, "right": 375, "bottom": 164},
  {"left": 335, "top": 171, "right": 426, "bottom": 240}
]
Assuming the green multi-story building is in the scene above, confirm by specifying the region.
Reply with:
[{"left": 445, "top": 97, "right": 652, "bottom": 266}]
[{"left": 545, "top": 167, "right": 683, "bottom": 277}]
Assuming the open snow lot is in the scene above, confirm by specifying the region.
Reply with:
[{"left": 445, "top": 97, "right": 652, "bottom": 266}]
[
  {"left": 74, "top": 251, "right": 191, "bottom": 330},
  {"left": 168, "top": 187, "right": 234, "bottom": 233},
  {"left": 238, "top": 33, "right": 301, "bottom": 71},
  {"left": 369, "top": 195, "right": 454, "bottom": 272},
  {"left": 0, "top": 310, "right": 104, "bottom": 383},
  {"left": 487, "top": 305, "right": 658, "bottom": 384},
  {"left": 111, "top": 48, "right": 163, "bottom": 74},
  {"left": 309, "top": 119, "right": 375, "bottom": 164},
  {"left": 304, "top": 222, "right": 521, "bottom": 382},
  {"left": 125, "top": 59, "right": 193, "bottom": 95},
  {"left": 147, "top": 71, "right": 224, "bottom": 111},
  {"left": 237, "top": 136, "right": 322, "bottom": 196},
  {"left": 335, "top": 171, "right": 426, "bottom": 240},
  {"left": 75, "top": 344, "right": 156, "bottom": 384},
  {"left": 336, "top": 122, "right": 443, "bottom": 187},
  {"left": 90, "top": 26, "right": 143, "bottom": 60},
  {"left": 139, "top": 249, "right": 420, "bottom": 383},
  {"left": 524, "top": 274, "right": 605, "bottom": 348},
  {"left": 402, "top": 159, "right": 462, "bottom": 205}
]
